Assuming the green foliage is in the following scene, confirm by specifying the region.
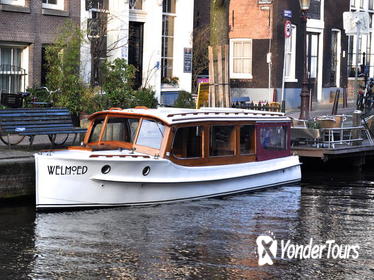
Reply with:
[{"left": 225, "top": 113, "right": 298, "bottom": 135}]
[
  {"left": 101, "top": 58, "right": 136, "bottom": 108},
  {"left": 131, "top": 88, "right": 158, "bottom": 108},
  {"left": 25, "top": 87, "right": 51, "bottom": 106},
  {"left": 174, "top": 91, "right": 196, "bottom": 109},
  {"left": 101, "top": 58, "right": 158, "bottom": 109},
  {"left": 45, "top": 20, "right": 85, "bottom": 114},
  {"left": 44, "top": 25, "right": 158, "bottom": 114},
  {"left": 161, "top": 76, "right": 179, "bottom": 86},
  {"left": 306, "top": 120, "right": 320, "bottom": 129}
]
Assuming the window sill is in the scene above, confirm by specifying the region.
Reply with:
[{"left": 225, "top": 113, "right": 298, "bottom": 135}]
[
  {"left": 42, "top": 8, "right": 69, "bottom": 17},
  {"left": 230, "top": 74, "right": 253, "bottom": 80},
  {"left": 161, "top": 84, "right": 179, "bottom": 90},
  {"left": 0, "top": 4, "right": 30, "bottom": 13},
  {"left": 285, "top": 78, "right": 298, "bottom": 83}
]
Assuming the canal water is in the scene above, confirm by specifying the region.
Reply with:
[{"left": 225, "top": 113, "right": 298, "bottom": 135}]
[{"left": 1, "top": 172, "right": 374, "bottom": 279}]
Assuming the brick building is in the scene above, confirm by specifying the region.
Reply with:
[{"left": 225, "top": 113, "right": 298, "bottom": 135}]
[
  {"left": 0, "top": 0, "right": 80, "bottom": 94},
  {"left": 229, "top": 0, "right": 351, "bottom": 108},
  {"left": 196, "top": 0, "right": 351, "bottom": 108}
]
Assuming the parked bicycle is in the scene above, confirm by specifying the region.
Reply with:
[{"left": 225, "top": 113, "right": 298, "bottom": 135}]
[
  {"left": 0, "top": 87, "right": 70, "bottom": 146},
  {"left": 356, "top": 78, "right": 374, "bottom": 114}
]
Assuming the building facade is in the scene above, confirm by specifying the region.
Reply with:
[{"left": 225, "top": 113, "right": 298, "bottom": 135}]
[
  {"left": 348, "top": 0, "right": 374, "bottom": 96},
  {"left": 228, "top": 0, "right": 350, "bottom": 109},
  {"left": 0, "top": 0, "right": 80, "bottom": 94},
  {"left": 80, "top": 0, "right": 194, "bottom": 103}
]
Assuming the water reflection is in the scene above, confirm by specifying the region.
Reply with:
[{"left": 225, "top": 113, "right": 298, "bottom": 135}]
[
  {"left": 1, "top": 181, "right": 374, "bottom": 279},
  {"left": 0, "top": 205, "right": 35, "bottom": 279}
]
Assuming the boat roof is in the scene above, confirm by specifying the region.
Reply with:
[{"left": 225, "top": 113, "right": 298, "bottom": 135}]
[{"left": 90, "top": 107, "right": 291, "bottom": 125}]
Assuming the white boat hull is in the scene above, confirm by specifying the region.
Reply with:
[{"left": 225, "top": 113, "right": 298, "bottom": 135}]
[{"left": 35, "top": 152, "right": 301, "bottom": 209}]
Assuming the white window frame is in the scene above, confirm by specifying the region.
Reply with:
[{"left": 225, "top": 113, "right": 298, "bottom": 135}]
[
  {"left": 285, "top": 24, "right": 297, "bottom": 82},
  {"left": 0, "top": 46, "right": 27, "bottom": 93},
  {"left": 42, "top": 0, "right": 64, "bottom": 11},
  {"left": 1, "top": 0, "right": 25, "bottom": 6},
  {"left": 229, "top": 38, "right": 253, "bottom": 79},
  {"left": 331, "top": 29, "right": 341, "bottom": 88}
]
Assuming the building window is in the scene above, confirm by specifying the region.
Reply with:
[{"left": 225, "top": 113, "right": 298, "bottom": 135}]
[
  {"left": 42, "top": 0, "right": 64, "bottom": 10},
  {"left": 1, "top": 0, "right": 25, "bottom": 6},
  {"left": 348, "top": 33, "right": 371, "bottom": 77},
  {"left": 86, "top": 0, "right": 108, "bottom": 10},
  {"left": 161, "top": 0, "right": 176, "bottom": 82},
  {"left": 360, "top": 0, "right": 364, "bottom": 9},
  {"left": 309, "top": 0, "right": 321, "bottom": 20},
  {"left": 370, "top": 0, "right": 374, "bottom": 10},
  {"left": 351, "top": 0, "right": 356, "bottom": 7},
  {"left": 230, "top": 39, "right": 253, "bottom": 79},
  {"left": 163, "top": 0, "right": 176, "bottom": 13},
  {"left": 285, "top": 25, "right": 297, "bottom": 82},
  {"left": 0, "top": 47, "right": 26, "bottom": 94},
  {"left": 129, "top": 0, "right": 142, "bottom": 10}
]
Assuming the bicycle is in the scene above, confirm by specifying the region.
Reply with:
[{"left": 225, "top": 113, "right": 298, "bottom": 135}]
[
  {"left": 0, "top": 87, "right": 69, "bottom": 146},
  {"left": 356, "top": 78, "right": 374, "bottom": 114}
]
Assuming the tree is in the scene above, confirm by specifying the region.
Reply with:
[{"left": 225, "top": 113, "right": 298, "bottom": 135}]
[
  {"left": 101, "top": 58, "right": 136, "bottom": 108},
  {"left": 45, "top": 20, "right": 85, "bottom": 117},
  {"left": 86, "top": 4, "right": 129, "bottom": 87},
  {"left": 192, "top": 25, "right": 210, "bottom": 95},
  {"left": 101, "top": 58, "right": 158, "bottom": 109},
  {"left": 209, "top": 0, "right": 230, "bottom": 107},
  {"left": 210, "top": 0, "right": 229, "bottom": 47}
]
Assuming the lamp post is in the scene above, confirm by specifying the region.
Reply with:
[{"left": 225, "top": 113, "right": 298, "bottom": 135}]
[{"left": 299, "top": 0, "right": 311, "bottom": 120}]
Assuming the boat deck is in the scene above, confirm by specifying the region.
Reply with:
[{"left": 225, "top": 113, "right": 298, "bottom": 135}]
[{"left": 292, "top": 140, "right": 374, "bottom": 160}]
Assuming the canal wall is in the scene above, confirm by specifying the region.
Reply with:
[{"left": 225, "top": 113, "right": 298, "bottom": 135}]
[{"left": 0, "top": 154, "right": 35, "bottom": 200}]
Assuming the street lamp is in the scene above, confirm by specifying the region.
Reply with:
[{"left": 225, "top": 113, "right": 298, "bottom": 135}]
[{"left": 299, "top": 0, "right": 311, "bottom": 120}]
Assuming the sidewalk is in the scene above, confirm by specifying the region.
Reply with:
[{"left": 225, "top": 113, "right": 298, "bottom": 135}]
[{"left": 286, "top": 102, "right": 357, "bottom": 119}]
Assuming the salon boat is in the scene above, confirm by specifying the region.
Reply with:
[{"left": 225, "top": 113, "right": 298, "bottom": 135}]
[{"left": 35, "top": 107, "right": 301, "bottom": 209}]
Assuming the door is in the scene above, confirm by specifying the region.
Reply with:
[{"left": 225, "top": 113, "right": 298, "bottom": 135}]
[
  {"left": 128, "top": 22, "right": 144, "bottom": 89},
  {"left": 306, "top": 32, "right": 319, "bottom": 102}
]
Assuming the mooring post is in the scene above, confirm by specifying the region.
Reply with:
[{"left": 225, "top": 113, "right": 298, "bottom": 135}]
[{"left": 352, "top": 110, "right": 362, "bottom": 146}]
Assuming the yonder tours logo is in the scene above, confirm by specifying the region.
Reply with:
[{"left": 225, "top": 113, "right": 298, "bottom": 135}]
[{"left": 256, "top": 233, "right": 360, "bottom": 266}]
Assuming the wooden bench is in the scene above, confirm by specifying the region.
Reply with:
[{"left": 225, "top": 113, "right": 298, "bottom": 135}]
[{"left": 0, "top": 108, "right": 87, "bottom": 147}]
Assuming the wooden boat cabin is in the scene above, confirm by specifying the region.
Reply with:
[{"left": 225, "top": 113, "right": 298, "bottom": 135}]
[{"left": 82, "top": 108, "right": 291, "bottom": 166}]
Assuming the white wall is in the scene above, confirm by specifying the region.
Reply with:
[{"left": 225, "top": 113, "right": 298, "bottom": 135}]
[
  {"left": 80, "top": 1, "right": 91, "bottom": 84},
  {"left": 80, "top": 0, "right": 194, "bottom": 101},
  {"left": 142, "top": 0, "right": 163, "bottom": 98},
  {"left": 172, "top": 0, "right": 194, "bottom": 93},
  {"left": 107, "top": 1, "right": 129, "bottom": 61}
]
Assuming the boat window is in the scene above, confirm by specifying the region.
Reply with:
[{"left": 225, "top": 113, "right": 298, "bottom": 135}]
[
  {"left": 172, "top": 126, "right": 202, "bottom": 158},
  {"left": 240, "top": 125, "right": 255, "bottom": 155},
  {"left": 210, "top": 125, "right": 235, "bottom": 156},
  {"left": 260, "top": 126, "right": 287, "bottom": 151},
  {"left": 136, "top": 119, "right": 165, "bottom": 149},
  {"left": 102, "top": 118, "right": 139, "bottom": 142},
  {"left": 89, "top": 118, "right": 105, "bottom": 142}
]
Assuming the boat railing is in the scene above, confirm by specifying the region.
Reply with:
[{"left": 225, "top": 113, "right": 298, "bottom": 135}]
[
  {"left": 319, "top": 126, "right": 374, "bottom": 148},
  {"left": 291, "top": 115, "right": 374, "bottom": 148}
]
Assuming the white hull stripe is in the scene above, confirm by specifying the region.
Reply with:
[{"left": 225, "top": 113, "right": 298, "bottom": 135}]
[{"left": 36, "top": 179, "right": 300, "bottom": 209}]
